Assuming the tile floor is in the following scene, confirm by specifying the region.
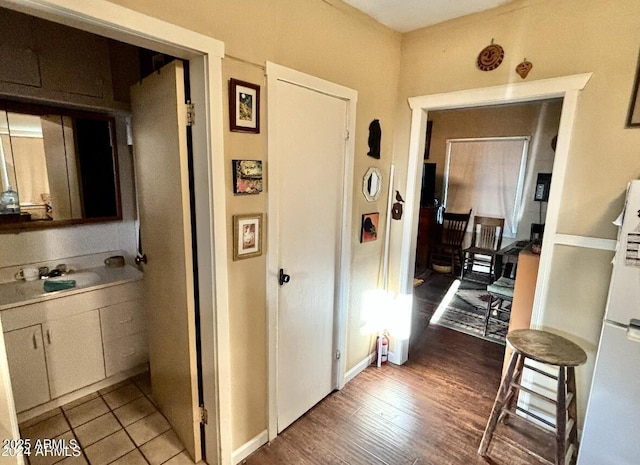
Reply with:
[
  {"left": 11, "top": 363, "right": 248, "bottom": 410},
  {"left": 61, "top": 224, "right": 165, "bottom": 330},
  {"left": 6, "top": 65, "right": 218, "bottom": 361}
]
[{"left": 19, "top": 372, "right": 196, "bottom": 465}]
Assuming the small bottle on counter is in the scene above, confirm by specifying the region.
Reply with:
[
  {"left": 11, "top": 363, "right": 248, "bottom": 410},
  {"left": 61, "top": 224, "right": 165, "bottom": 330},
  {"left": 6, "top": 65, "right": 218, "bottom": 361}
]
[{"left": 0, "top": 188, "right": 20, "bottom": 214}]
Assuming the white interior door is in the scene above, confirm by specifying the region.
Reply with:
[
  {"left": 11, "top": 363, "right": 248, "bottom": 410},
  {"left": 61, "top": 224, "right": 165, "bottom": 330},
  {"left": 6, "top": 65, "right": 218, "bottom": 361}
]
[
  {"left": 130, "top": 60, "right": 202, "bottom": 461},
  {"left": 274, "top": 79, "right": 348, "bottom": 433}
]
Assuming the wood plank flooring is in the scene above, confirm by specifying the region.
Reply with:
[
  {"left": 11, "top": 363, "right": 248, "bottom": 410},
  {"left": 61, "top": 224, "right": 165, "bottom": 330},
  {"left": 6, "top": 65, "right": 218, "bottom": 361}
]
[{"left": 245, "top": 285, "right": 554, "bottom": 465}]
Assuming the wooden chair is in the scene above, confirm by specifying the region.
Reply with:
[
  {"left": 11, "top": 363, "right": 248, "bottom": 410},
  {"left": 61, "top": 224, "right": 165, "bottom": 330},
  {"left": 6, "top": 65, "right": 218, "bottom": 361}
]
[
  {"left": 428, "top": 209, "right": 471, "bottom": 277},
  {"left": 483, "top": 276, "right": 515, "bottom": 336},
  {"left": 463, "top": 215, "right": 505, "bottom": 283}
]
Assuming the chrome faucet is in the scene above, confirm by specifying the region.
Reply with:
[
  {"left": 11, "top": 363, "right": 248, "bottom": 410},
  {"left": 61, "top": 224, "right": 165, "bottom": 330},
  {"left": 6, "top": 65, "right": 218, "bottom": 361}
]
[{"left": 39, "top": 264, "right": 68, "bottom": 279}]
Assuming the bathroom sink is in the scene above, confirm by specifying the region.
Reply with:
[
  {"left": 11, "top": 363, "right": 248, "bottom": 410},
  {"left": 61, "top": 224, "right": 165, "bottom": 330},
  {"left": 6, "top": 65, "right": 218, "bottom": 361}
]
[
  {"left": 46, "top": 271, "right": 102, "bottom": 289},
  {"left": 0, "top": 265, "right": 141, "bottom": 311}
]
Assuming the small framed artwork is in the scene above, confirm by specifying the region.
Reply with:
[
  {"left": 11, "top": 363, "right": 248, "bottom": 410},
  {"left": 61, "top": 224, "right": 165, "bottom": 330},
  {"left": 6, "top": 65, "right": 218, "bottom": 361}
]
[
  {"left": 233, "top": 213, "right": 263, "bottom": 260},
  {"left": 360, "top": 212, "right": 379, "bottom": 243},
  {"left": 233, "top": 160, "right": 263, "bottom": 194},
  {"left": 627, "top": 51, "right": 640, "bottom": 127},
  {"left": 229, "top": 78, "right": 260, "bottom": 133}
]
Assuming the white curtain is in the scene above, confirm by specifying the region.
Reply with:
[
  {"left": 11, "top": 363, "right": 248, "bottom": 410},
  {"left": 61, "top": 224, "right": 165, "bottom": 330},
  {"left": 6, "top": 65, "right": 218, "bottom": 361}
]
[{"left": 444, "top": 138, "right": 528, "bottom": 237}]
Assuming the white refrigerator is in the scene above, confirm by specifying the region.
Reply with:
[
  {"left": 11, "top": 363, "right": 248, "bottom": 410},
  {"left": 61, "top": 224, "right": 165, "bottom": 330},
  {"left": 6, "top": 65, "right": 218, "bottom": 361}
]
[{"left": 578, "top": 180, "right": 640, "bottom": 465}]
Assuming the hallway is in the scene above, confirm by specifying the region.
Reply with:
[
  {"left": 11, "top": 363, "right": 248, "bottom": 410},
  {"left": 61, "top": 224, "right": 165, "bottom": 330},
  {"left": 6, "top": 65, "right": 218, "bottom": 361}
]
[{"left": 245, "top": 305, "right": 553, "bottom": 464}]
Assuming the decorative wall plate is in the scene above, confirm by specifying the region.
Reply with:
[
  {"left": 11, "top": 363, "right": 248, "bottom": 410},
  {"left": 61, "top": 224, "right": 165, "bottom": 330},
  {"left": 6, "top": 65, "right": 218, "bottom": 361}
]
[{"left": 477, "top": 42, "right": 504, "bottom": 71}]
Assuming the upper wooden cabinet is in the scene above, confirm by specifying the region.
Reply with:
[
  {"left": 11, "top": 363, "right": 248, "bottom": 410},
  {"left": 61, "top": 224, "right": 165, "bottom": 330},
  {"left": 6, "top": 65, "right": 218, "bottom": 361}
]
[
  {"left": 0, "top": 8, "right": 139, "bottom": 112},
  {"left": 0, "top": 10, "right": 41, "bottom": 88},
  {"left": 35, "top": 20, "right": 112, "bottom": 100}
]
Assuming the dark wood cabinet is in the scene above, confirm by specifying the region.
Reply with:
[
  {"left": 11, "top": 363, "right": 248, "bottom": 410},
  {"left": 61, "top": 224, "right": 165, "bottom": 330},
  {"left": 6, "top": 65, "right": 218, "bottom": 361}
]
[{"left": 415, "top": 206, "right": 439, "bottom": 269}]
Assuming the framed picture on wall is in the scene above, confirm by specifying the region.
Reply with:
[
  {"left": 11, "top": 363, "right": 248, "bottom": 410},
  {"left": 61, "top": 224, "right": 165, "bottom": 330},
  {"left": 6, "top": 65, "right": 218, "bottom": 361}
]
[
  {"left": 229, "top": 78, "right": 260, "bottom": 133},
  {"left": 627, "top": 50, "right": 640, "bottom": 127},
  {"left": 233, "top": 213, "right": 263, "bottom": 260},
  {"left": 360, "top": 212, "right": 379, "bottom": 243},
  {"left": 232, "top": 160, "right": 263, "bottom": 194}
]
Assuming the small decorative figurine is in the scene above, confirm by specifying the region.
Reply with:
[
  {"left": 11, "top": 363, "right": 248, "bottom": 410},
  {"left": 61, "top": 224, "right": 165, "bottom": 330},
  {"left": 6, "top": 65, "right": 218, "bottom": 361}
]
[
  {"left": 392, "top": 190, "right": 404, "bottom": 220},
  {"left": 516, "top": 59, "right": 533, "bottom": 79},
  {"left": 367, "top": 119, "right": 381, "bottom": 159}
]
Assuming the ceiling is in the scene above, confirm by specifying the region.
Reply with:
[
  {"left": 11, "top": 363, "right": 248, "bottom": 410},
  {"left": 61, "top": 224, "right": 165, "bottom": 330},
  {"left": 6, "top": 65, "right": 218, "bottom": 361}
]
[{"left": 341, "top": 0, "right": 514, "bottom": 33}]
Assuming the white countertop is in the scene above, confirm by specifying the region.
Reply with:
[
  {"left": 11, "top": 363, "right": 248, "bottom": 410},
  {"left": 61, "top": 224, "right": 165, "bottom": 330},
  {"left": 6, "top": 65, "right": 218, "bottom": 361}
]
[{"left": 0, "top": 265, "right": 143, "bottom": 311}]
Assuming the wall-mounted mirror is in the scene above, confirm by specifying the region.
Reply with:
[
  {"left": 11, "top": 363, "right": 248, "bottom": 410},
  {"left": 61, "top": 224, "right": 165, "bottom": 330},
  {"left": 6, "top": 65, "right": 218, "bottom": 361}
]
[
  {"left": 0, "top": 100, "right": 120, "bottom": 230},
  {"left": 363, "top": 166, "right": 382, "bottom": 202}
]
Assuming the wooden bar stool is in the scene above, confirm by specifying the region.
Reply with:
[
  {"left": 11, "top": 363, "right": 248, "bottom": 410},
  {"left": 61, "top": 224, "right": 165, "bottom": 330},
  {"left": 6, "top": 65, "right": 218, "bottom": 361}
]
[{"left": 478, "top": 329, "right": 587, "bottom": 465}]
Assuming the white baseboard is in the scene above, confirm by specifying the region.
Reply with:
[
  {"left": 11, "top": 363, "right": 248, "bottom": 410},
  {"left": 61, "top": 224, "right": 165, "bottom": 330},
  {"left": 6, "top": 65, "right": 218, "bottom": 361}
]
[
  {"left": 344, "top": 352, "right": 376, "bottom": 384},
  {"left": 232, "top": 429, "right": 268, "bottom": 464}
]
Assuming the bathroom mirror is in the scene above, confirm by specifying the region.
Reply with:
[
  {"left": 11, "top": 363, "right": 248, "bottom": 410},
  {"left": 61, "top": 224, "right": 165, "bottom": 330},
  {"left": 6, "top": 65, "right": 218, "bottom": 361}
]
[
  {"left": 363, "top": 166, "right": 382, "bottom": 202},
  {"left": 0, "top": 100, "right": 121, "bottom": 230}
]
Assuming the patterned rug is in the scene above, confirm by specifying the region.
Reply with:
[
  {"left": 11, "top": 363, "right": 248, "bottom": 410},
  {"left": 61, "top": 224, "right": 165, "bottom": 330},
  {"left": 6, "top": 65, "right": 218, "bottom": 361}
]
[
  {"left": 413, "top": 270, "right": 509, "bottom": 344},
  {"left": 429, "top": 303, "right": 507, "bottom": 345}
]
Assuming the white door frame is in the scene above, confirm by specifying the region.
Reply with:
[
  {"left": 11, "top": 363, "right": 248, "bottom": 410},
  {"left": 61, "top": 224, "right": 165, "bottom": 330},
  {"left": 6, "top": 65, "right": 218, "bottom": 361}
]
[
  {"left": 0, "top": 1, "right": 232, "bottom": 464},
  {"left": 265, "top": 62, "right": 356, "bottom": 441},
  {"left": 401, "top": 74, "right": 594, "bottom": 329}
]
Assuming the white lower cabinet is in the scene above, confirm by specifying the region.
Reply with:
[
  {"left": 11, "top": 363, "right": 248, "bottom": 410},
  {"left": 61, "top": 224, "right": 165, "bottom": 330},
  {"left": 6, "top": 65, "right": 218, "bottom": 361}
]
[
  {"left": 2, "top": 281, "right": 146, "bottom": 414},
  {"left": 4, "top": 325, "right": 50, "bottom": 412},
  {"left": 44, "top": 310, "right": 105, "bottom": 399}
]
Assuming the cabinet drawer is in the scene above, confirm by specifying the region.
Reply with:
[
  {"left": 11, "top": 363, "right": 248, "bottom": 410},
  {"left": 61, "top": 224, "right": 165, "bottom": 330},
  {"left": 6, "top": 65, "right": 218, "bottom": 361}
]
[
  {"left": 104, "top": 332, "right": 148, "bottom": 377},
  {"left": 100, "top": 299, "right": 145, "bottom": 343}
]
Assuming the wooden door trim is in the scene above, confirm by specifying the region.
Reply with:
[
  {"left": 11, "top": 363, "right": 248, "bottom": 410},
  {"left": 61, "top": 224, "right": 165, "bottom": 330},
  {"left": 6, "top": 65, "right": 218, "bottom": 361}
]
[
  {"left": 265, "top": 62, "right": 357, "bottom": 442},
  {"left": 0, "top": 1, "right": 229, "bottom": 464}
]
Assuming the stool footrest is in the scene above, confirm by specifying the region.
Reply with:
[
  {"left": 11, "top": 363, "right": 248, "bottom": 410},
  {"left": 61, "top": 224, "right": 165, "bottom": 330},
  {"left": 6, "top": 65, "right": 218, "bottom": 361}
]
[
  {"left": 565, "top": 444, "right": 576, "bottom": 465},
  {"left": 524, "top": 363, "right": 558, "bottom": 380},
  {"left": 500, "top": 407, "right": 556, "bottom": 433},
  {"left": 565, "top": 418, "right": 575, "bottom": 442},
  {"left": 511, "top": 381, "right": 557, "bottom": 405},
  {"left": 512, "top": 406, "right": 556, "bottom": 430},
  {"left": 566, "top": 392, "right": 574, "bottom": 408}
]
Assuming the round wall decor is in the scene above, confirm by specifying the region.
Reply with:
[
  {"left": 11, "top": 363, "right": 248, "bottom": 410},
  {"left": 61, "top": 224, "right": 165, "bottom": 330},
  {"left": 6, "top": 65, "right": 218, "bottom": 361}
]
[{"left": 477, "top": 42, "right": 504, "bottom": 71}]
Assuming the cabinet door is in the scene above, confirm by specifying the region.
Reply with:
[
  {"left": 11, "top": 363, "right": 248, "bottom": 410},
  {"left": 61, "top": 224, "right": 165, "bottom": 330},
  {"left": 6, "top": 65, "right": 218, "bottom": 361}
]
[
  {"left": 44, "top": 310, "right": 105, "bottom": 398},
  {"left": 35, "top": 20, "right": 110, "bottom": 98},
  {"left": 0, "top": 10, "right": 41, "bottom": 87},
  {"left": 4, "top": 325, "right": 50, "bottom": 412}
]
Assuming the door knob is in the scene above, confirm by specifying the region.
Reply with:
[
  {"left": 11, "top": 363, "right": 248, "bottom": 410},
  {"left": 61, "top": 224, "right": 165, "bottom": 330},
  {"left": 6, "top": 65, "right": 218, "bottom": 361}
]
[
  {"left": 279, "top": 269, "right": 291, "bottom": 286},
  {"left": 135, "top": 254, "right": 148, "bottom": 265}
]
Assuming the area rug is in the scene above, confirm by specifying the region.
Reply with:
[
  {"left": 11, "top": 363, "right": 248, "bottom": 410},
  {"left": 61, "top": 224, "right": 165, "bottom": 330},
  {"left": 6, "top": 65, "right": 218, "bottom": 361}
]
[
  {"left": 456, "top": 288, "right": 492, "bottom": 309},
  {"left": 429, "top": 303, "right": 507, "bottom": 345},
  {"left": 413, "top": 271, "right": 508, "bottom": 344}
]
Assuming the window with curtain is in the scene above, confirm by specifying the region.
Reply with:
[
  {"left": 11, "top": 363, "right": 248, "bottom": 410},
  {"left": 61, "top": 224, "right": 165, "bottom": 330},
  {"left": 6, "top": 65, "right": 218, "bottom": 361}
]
[{"left": 443, "top": 137, "right": 529, "bottom": 238}]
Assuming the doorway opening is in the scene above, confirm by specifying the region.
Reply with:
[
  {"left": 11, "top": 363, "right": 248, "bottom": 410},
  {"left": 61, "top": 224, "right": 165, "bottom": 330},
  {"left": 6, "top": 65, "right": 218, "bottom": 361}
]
[
  {"left": 413, "top": 99, "right": 562, "bottom": 352},
  {"left": 0, "top": 1, "right": 229, "bottom": 463},
  {"left": 398, "top": 74, "right": 592, "bottom": 431}
]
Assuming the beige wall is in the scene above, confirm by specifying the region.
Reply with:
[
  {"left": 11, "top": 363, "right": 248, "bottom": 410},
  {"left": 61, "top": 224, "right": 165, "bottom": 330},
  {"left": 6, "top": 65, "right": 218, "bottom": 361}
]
[
  {"left": 392, "top": 0, "right": 640, "bottom": 426},
  {"left": 106, "top": 0, "right": 402, "bottom": 449}
]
